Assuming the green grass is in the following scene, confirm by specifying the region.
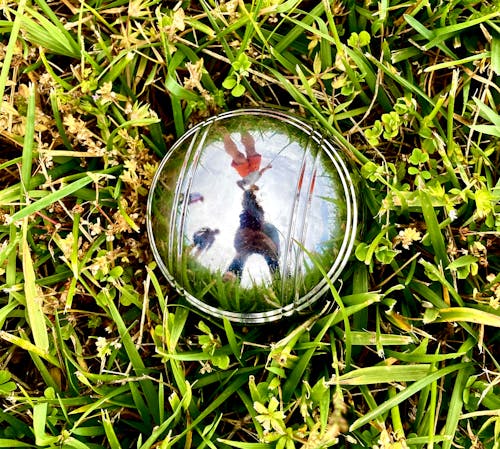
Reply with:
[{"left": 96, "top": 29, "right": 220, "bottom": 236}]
[{"left": 0, "top": 0, "right": 499, "bottom": 448}]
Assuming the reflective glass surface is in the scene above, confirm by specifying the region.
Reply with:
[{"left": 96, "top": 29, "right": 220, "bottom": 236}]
[{"left": 147, "top": 109, "right": 357, "bottom": 323}]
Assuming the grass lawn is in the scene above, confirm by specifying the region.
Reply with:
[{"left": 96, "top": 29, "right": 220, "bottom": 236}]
[{"left": 0, "top": 0, "right": 499, "bottom": 448}]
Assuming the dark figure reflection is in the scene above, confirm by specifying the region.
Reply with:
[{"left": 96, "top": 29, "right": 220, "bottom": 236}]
[
  {"left": 223, "top": 186, "right": 280, "bottom": 281},
  {"left": 192, "top": 227, "right": 220, "bottom": 257}
]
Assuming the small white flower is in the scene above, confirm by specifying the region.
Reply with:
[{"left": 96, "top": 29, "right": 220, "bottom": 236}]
[
  {"left": 200, "top": 361, "right": 213, "bottom": 374},
  {"left": 88, "top": 218, "right": 103, "bottom": 236},
  {"left": 95, "top": 337, "right": 111, "bottom": 358},
  {"left": 110, "top": 340, "right": 122, "bottom": 351},
  {"left": 398, "top": 227, "right": 421, "bottom": 249},
  {"left": 448, "top": 208, "right": 458, "bottom": 222},
  {"left": 96, "top": 337, "right": 122, "bottom": 359}
]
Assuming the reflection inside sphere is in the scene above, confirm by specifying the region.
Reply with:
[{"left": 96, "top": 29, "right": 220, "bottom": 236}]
[
  {"left": 183, "top": 127, "right": 342, "bottom": 287},
  {"left": 147, "top": 110, "right": 357, "bottom": 321}
]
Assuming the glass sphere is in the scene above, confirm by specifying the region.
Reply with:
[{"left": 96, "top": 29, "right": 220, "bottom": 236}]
[{"left": 147, "top": 109, "right": 357, "bottom": 323}]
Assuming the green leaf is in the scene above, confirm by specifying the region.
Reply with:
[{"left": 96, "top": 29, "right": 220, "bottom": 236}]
[
  {"left": 222, "top": 76, "right": 237, "bottom": 89},
  {"left": 447, "top": 255, "right": 478, "bottom": 271},
  {"left": 409, "top": 148, "right": 429, "bottom": 165},
  {"left": 105, "top": 300, "right": 160, "bottom": 424},
  {"left": 358, "top": 30, "right": 371, "bottom": 46},
  {"left": 347, "top": 32, "right": 360, "bottom": 47},
  {"left": 374, "top": 246, "right": 398, "bottom": 265},
  {"left": 474, "top": 188, "right": 494, "bottom": 219},
  {"left": 217, "top": 441, "right": 272, "bottom": 449},
  {"left": 354, "top": 242, "right": 369, "bottom": 263},
  {"left": 0, "top": 370, "right": 16, "bottom": 394},
  {"left": 212, "top": 354, "right": 230, "bottom": 370},
  {"left": 0, "top": 3, "right": 26, "bottom": 108},
  {"left": 231, "top": 83, "right": 246, "bottom": 97},
  {"left": 0, "top": 439, "right": 36, "bottom": 448},
  {"left": 472, "top": 97, "right": 500, "bottom": 127},
  {"left": 101, "top": 409, "right": 122, "bottom": 449}
]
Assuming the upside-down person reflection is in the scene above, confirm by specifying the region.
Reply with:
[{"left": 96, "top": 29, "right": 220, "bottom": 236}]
[
  {"left": 223, "top": 131, "right": 272, "bottom": 190},
  {"left": 223, "top": 186, "right": 280, "bottom": 282}
]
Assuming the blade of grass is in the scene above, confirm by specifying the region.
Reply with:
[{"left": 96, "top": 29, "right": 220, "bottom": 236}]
[
  {"left": 442, "top": 359, "right": 475, "bottom": 449},
  {"left": 21, "top": 81, "right": 35, "bottom": 192},
  {"left": 419, "top": 190, "right": 449, "bottom": 267},
  {"left": 268, "top": 67, "right": 369, "bottom": 166},
  {"left": 49, "top": 91, "right": 74, "bottom": 151},
  {"left": 216, "top": 442, "right": 271, "bottom": 449},
  {"left": 68, "top": 384, "right": 131, "bottom": 428},
  {"left": 366, "top": 54, "right": 435, "bottom": 109},
  {"left": 19, "top": 6, "right": 80, "bottom": 57},
  {"left": 419, "top": 259, "right": 464, "bottom": 306},
  {"left": 21, "top": 218, "right": 49, "bottom": 353},
  {"left": 169, "top": 374, "right": 249, "bottom": 447},
  {"left": 146, "top": 263, "right": 166, "bottom": 312},
  {"left": 162, "top": 307, "right": 193, "bottom": 403},
  {"left": 128, "top": 381, "right": 152, "bottom": 431},
  {"left": 8, "top": 173, "right": 106, "bottom": 224},
  {"left": 334, "top": 364, "right": 432, "bottom": 385},
  {"left": 33, "top": 403, "right": 59, "bottom": 447},
  {"left": 349, "top": 331, "right": 415, "bottom": 346},
  {"left": 0, "top": 439, "right": 36, "bottom": 448},
  {"left": 282, "top": 310, "right": 339, "bottom": 403},
  {"left": 424, "top": 52, "right": 491, "bottom": 72},
  {"left": 0, "top": 159, "right": 81, "bottom": 206},
  {"left": 345, "top": 46, "right": 393, "bottom": 111},
  {"left": 138, "top": 381, "right": 193, "bottom": 449},
  {"left": 388, "top": 385, "right": 406, "bottom": 442},
  {"left": 386, "top": 336, "right": 476, "bottom": 363},
  {"left": 105, "top": 299, "right": 160, "bottom": 425},
  {"left": 357, "top": 384, "right": 384, "bottom": 428},
  {"left": 423, "top": 11, "right": 500, "bottom": 51},
  {"left": 349, "top": 362, "right": 471, "bottom": 431},
  {"left": 429, "top": 307, "right": 500, "bottom": 327},
  {"left": 492, "top": 34, "right": 500, "bottom": 75},
  {"left": 0, "top": 330, "right": 58, "bottom": 367},
  {"left": 0, "top": 302, "right": 18, "bottom": 330},
  {"left": 426, "top": 355, "right": 439, "bottom": 448},
  {"left": 272, "top": 2, "right": 325, "bottom": 53},
  {"left": 101, "top": 410, "right": 122, "bottom": 449},
  {"left": 0, "top": 0, "right": 26, "bottom": 114},
  {"left": 403, "top": 14, "right": 456, "bottom": 59},
  {"left": 223, "top": 318, "right": 242, "bottom": 365},
  {"left": 30, "top": 0, "right": 80, "bottom": 55}
]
